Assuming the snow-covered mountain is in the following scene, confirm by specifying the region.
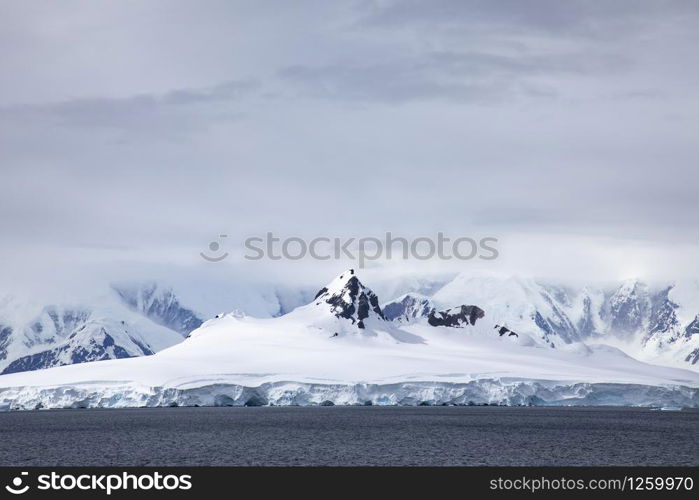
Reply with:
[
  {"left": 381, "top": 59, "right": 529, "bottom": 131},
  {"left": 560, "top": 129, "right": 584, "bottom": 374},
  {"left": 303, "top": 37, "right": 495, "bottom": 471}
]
[
  {"left": 111, "top": 282, "right": 203, "bottom": 336},
  {"left": 431, "top": 274, "right": 580, "bottom": 347},
  {"left": 426, "top": 273, "right": 699, "bottom": 370},
  {"left": 0, "top": 269, "right": 697, "bottom": 385},
  {"left": 0, "top": 280, "right": 314, "bottom": 375},
  {"left": 0, "top": 290, "right": 193, "bottom": 375},
  {"left": 0, "top": 270, "right": 697, "bottom": 410}
]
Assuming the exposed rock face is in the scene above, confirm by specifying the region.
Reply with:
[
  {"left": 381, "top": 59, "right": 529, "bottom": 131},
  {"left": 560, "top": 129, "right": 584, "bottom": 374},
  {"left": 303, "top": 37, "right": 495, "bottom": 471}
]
[
  {"left": 577, "top": 294, "right": 596, "bottom": 337},
  {"left": 648, "top": 286, "right": 680, "bottom": 336},
  {"left": 607, "top": 280, "right": 651, "bottom": 337},
  {"left": 537, "top": 293, "right": 580, "bottom": 344},
  {"left": 382, "top": 294, "right": 433, "bottom": 323},
  {"left": 427, "top": 305, "right": 485, "bottom": 327},
  {"left": 0, "top": 325, "right": 12, "bottom": 362},
  {"left": 314, "top": 270, "right": 385, "bottom": 329},
  {"left": 494, "top": 325, "right": 519, "bottom": 337},
  {"left": 685, "top": 316, "right": 699, "bottom": 338},
  {"left": 2, "top": 326, "right": 146, "bottom": 375},
  {"left": 112, "top": 282, "right": 203, "bottom": 336}
]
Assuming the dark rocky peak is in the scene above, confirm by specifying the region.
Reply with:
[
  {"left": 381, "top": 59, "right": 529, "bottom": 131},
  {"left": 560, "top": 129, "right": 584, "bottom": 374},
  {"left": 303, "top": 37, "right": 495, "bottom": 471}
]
[
  {"left": 494, "top": 324, "right": 519, "bottom": 337},
  {"left": 427, "top": 305, "right": 485, "bottom": 328},
  {"left": 313, "top": 270, "right": 385, "bottom": 329}
]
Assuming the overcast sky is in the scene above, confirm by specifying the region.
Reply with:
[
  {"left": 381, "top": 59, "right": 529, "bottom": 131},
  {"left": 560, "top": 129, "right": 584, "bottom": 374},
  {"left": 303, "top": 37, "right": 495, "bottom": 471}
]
[{"left": 1, "top": 0, "right": 698, "bottom": 289}]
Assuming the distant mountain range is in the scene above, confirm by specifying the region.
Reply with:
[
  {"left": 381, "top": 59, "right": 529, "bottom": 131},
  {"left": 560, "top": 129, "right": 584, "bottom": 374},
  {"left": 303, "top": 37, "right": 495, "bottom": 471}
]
[
  {"left": 1, "top": 270, "right": 696, "bottom": 376},
  {"left": 0, "top": 270, "right": 697, "bottom": 410}
]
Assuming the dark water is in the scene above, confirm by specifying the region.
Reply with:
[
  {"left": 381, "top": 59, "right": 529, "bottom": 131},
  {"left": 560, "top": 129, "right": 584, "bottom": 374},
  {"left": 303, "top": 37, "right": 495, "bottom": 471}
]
[{"left": 0, "top": 406, "right": 696, "bottom": 466}]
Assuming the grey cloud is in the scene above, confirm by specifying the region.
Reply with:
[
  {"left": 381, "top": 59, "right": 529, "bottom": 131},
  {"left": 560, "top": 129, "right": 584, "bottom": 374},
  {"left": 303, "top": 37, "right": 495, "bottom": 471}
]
[
  {"left": 0, "top": 1, "right": 697, "bottom": 283},
  {"left": 280, "top": 62, "right": 513, "bottom": 103},
  {"left": 0, "top": 79, "right": 258, "bottom": 132},
  {"left": 278, "top": 50, "right": 630, "bottom": 103},
  {"left": 160, "top": 80, "right": 260, "bottom": 106},
  {"left": 357, "top": 0, "right": 699, "bottom": 38}
]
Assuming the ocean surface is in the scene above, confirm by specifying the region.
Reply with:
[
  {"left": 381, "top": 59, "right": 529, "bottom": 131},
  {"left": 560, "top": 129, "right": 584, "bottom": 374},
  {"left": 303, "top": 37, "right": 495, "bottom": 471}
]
[{"left": 0, "top": 406, "right": 696, "bottom": 466}]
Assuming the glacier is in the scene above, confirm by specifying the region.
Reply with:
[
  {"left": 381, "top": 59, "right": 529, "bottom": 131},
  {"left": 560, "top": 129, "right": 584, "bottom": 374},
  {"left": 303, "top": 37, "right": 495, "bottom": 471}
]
[
  {"left": 0, "top": 270, "right": 697, "bottom": 410},
  {"left": 1, "top": 379, "right": 697, "bottom": 411}
]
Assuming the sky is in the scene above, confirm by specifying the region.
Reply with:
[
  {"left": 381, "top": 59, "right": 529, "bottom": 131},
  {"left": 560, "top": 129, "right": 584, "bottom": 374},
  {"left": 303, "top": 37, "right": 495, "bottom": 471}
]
[{"left": 1, "top": 0, "right": 698, "bottom": 291}]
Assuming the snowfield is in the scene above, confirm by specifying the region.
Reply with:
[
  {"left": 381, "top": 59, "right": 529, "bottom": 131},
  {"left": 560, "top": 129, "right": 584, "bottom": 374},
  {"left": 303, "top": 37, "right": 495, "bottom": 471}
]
[{"left": 1, "top": 270, "right": 698, "bottom": 410}]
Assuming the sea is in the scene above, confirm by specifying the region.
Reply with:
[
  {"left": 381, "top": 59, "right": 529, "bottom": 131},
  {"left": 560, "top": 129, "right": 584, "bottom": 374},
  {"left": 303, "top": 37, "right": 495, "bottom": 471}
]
[{"left": 0, "top": 406, "right": 696, "bottom": 466}]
